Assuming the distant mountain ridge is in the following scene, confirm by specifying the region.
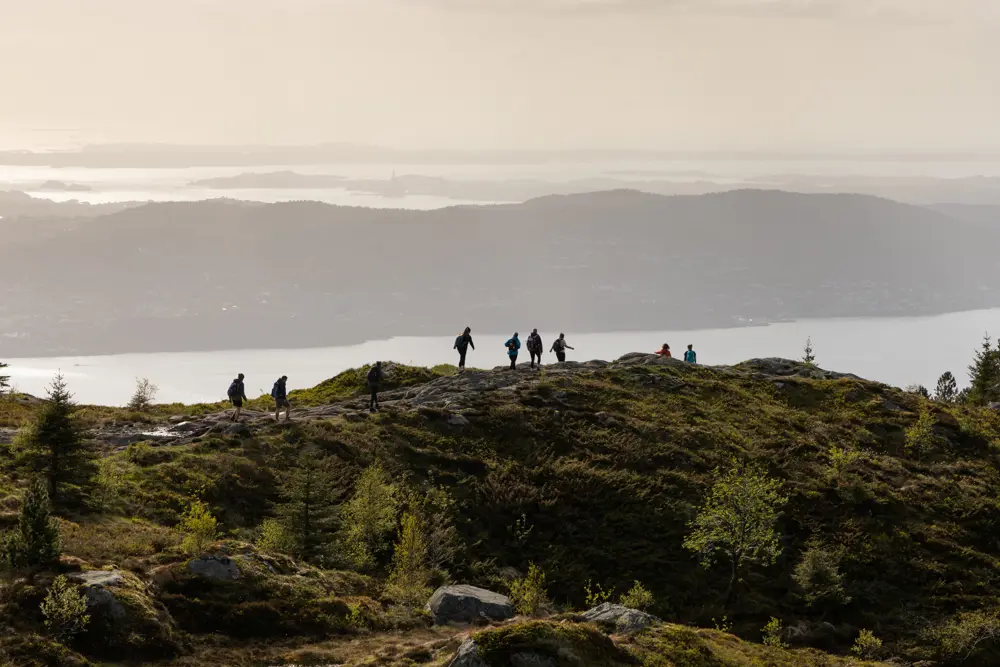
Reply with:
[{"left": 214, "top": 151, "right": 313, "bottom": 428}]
[{"left": 0, "top": 189, "right": 997, "bottom": 356}]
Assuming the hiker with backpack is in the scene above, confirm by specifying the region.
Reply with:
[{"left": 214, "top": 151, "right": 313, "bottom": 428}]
[
  {"left": 227, "top": 373, "right": 248, "bottom": 422},
  {"left": 505, "top": 332, "right": 521, "bottom": 371},
  {"left": 367, "top": 361, "right": 384, "bottom": 413},
  {"left": 550, "top": 333, "right": 574, "bottom": 363},
  {"left": 271, "top": 375, "right": 291, "bottom": 421},
  {"left": 684, "top": 344, "right": 697, "bottom": 364},
  {"left": 454, "top": 327, "right": 475, "bottom": 371},
  {"left": 527, "top": 329, "right": 543, "bottom": 369}
]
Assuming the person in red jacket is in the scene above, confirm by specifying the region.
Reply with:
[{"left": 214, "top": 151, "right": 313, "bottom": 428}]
[{"left": 655, "top": 343, "right": 672, "bottom": 357}]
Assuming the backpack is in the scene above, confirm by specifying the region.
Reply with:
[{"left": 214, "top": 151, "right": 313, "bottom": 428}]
[
  {"left": 367, "top": 366, "right": 380, "bottom": 385},
  {"left": 270, "top": 381, "right": 281, "bottom": 399},
  {"left": 227, "top": 380, "right": 240, "bottom": 398},
  {"left": 454, "top": 335, "right": 464, "bottom": 349},
  {"left": 553, "top": 339, "right": 565, "bottom": 352}
]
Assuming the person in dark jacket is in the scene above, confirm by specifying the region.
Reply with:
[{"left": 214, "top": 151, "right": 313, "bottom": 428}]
[
  {"left": 550, "top": 334, "right": 574, "bottom": 363},
  {"left": 228, "top": 373, "right": 247, "bottom": 422},
  {"left": 367, "top": 361, "right": 384, "bottom": 412},
  {"left": 526, "top": 329, "right": 543, "bottom": 369},
  {"left": 271, "top": 375, "right": 291, "bottom": 421},
  {"left": 454, "top": 327, "right": 475, "bottom": 371},
  {"left": 505, "top": 332, "right": 521, "bottom": 370}
]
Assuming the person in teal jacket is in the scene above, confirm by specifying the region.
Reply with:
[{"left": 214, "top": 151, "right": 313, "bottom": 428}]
[
  {"left": 684, "top": 344, "right": 697, "bottom": 364},
  {"left": 505, "top": 332, "right": 521, "bottom": 370}
]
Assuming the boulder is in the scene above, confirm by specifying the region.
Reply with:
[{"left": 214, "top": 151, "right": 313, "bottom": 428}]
[
  {"left": 69, "top": 570, "right": 127, "bottom": 619},
  {"left": 427, "top": 585, "right": 515, "bottom": 625},
  {"left": 448, "top": 413, "right": 471, "bottom": 427},
  {"left": 581, "top": 602, "right": 657, "bottom": 634},
  {"left": 450, "top": 638, "right": 487, "bottom": 667},
  {"left": 187, "top": 556, "right": 240, "bottom": 581}
]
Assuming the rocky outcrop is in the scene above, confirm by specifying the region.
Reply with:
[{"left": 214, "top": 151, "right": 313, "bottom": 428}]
[
  {"left": 581, "top": 603, "right": 658, "bottom": 633},
  {"left": 427, "top": 585, "right": 515, "bottom": 625},
  {"left": 187, "top": 556, "right": 241, "bottom": 580},
  {"left": 450, "top": 638, "right": 487, "bottom": 667},
  {"left": 69, "top": 570, "right": 128, "bottom": 620}
]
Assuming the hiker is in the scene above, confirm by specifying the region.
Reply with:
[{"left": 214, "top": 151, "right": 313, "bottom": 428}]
[
  {"left": 227, "top": 373, "right": 247, "bottom": 422},
  {"left": 271, "top": 375, "right": 291, "bottom": 421},
  {"left": 527, "top": 329, "right": 543, "bottom": 369},
  {"left": 367, "top": 361, "right": 384, "bottom": 412},
  {"left": 684, "top": 344, "right": 697, "bottom": 364},
  {"left": 454, "top": 327, "right": 475, "bottom": 371},
  {"left": 505, "top": 332, "right": 521, "bottom": 370},
  {"left": 656, "top": 344, "right": 672, "bottom": 357},
  {"left": 551, "top": 333, "right": 574, "bottom": 363}
]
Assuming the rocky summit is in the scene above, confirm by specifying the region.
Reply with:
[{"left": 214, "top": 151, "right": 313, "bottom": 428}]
[{"left": 1, "top": 353, "right": 1000, "bottom": 666}]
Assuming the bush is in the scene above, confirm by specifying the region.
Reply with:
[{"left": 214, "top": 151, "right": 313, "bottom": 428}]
[
  {"left": 792, "top": 541, "right": 850, "bottom": 607},
  {"left": 126, "top": 377, "right": 158, "bottom": 412},
  {"left": 583, "top": 580, "right": 614, "bottom": 608},
  {"left": 1, "top": 478, "right": 60, "bottom": 570},
  {"left": 41, "top": 575, "right": 90, "bottom": 642},
  {"left": 509, "top": 562, "right": 547, "bottom": 616},
  {"left": 905, "top": 409, "right": 938, "bottom": 458},
  {"left": 179, "top": 500, "right": 218, "bottom": 555},
  {"left": 851, "top": 629, "right": 882, "bottom": 659},
  {"left": 255, "top": 518, "right": 295, "bottom": 555},
  {"left": 762, "top": 617, "right": 788, "bottom": 648},
  {"left": 928, "top": 610, "right": 1000, "bottom": 663},
  {"left": 619, "top": 580, "right": 654, "bottom": 611}
]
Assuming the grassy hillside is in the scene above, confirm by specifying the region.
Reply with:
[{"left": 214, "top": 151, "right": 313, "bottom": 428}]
[{"left": 3, "top": 355, "right": 1000, "bottom": 665}]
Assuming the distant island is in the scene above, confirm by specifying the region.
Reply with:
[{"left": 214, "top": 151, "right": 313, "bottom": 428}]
[
  {"left": 2, "top": 189, "right": 999, "bottom": 356},
  {"left": 36, "top": 180, "right": 92, "bottom": 192}
]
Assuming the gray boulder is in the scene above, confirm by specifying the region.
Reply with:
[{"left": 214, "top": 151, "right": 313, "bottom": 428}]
[
  {"left": 68, "top": 570, "right": 127, "bottom": 619},
  {"left": 449, "top": 639, "right": 487, "bottom": 667},
  {"left": 448, "top": 413, "right": 471, "bottom": 427},
  {"left": 427, "top": 585, "right": 515, "bottom": 625},
  {"left": 187, "top": 556, "right": 240, "bottom": 581},
  {"left": 581, "top": 602, "right": 657, "bottom": 634}
]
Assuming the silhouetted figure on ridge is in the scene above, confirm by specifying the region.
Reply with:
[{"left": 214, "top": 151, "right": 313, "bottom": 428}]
[
  {"left": 505, "top": 332, "right": 521, "bottom": 370},
  {"left": 454, "top": 327, "right": 475, "bottom": 371},
  {"left": 551, "top": 333, "right": 574, "bottom": 363},
  {"left": 228, "top": 373, "right": 247, "bottom": 422},
  {"left": 527, "top": 329, "right": 543, "bottom": 369},
  {"left": 367, "top": 361, "right": 384, "bottom": 413},
  {"left": 271, "top": 375, "right": 291, "bottom": 421}
]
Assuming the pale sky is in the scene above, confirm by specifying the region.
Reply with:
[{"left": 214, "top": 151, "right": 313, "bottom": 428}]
[{"left": 1, "top": 0, "right": 997, "bottom": 151}]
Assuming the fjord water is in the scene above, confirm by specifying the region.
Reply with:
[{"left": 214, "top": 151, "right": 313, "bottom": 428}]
[{"left": 7, "top": 308, "right": 1000, "bottom": 406}]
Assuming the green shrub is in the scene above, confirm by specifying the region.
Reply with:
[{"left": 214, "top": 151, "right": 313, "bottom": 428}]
[
  {"left": 509, "top": 563, "right": 547, "bottom": 616},
  {"left": 584, "top": 580, "right": 615, "bottom": 608},
  {"left": 41, "top": 575, "right": 90, "bottom": 642},
  {"left": 126, "top": 377, "right": 158, "bottom": 412},
  {"left": 762, "top": 617, "right": 788, "bottom": 648},
  {"left": 619, "top": 580, "right": 654, "bottom": 611},
  {"left": 1, "top": 478, "right": 60, "bottom": 570},
  {"left": 255, "top": 518, "right": 296, "bottom": 555},
  {"left": 927, "top": 610, "right": 1000, "bottom": 663},
  {"left": 851, "top": 629, "right": 882, "bottom": 659},
  {"left": 179, "top": 500, "right": 217, "bottom": 555},
  {"left": 905, "top": 408, "right": 938, "bottom": 458}
]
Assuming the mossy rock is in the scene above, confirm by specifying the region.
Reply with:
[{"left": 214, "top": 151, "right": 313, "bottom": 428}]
[
  {"left": 0, "top": 632, "right": 90, "bottom": 667},
  {"left": 472, "top": 621, "right": 632, "bottom": 667},
  {"left": 156, "top": 554, "right": 379, "bottom": 638},
  {"left": 71, "top": 569, "right": 183, "bottom": 660}
]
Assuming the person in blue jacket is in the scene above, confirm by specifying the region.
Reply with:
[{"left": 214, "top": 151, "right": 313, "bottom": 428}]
[
  {"left": 505, "top": 332, "right": 521, "bottom": 370},
  {"left": 684, "top": 344, "right": 697, "bottom": 364}
]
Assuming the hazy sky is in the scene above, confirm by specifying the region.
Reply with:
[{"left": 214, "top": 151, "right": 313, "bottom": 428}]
[{"left": 1, "top": 0, "right": 998, "bottom": 151}]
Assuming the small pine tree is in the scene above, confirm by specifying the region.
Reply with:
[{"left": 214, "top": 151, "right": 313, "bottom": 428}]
[
  {"left": 384, "top": 512, "right": 432, "bottom": 608},
  {"left": 905, "top": 408, "right": 938, "bottom": 459},
  {"left": 1, "top": 478, "right": 61, "bottom": 570},
  {"left": 275, "top": 448, "right": 340, "bottom": 561},
  {"left": 619, "top": 580, "right": 655, "bottom": 611},
  {"left": 340, "top": 462, "right": 399, "bottom": 570},
  {"left": 935, "top": 371, "right": 958, "bottom": 404},
  {"left": 0, "top": 361, "right": 9, "bottom": 396},
  {"left": 126, "top": 377, "right": 158, "bottom": 412},
  {"left": 509, "top": 563, "right": 548, "bottom": 616},
  {"left": 14, "top": 374, "right": 96, "bottom": 511},
  {"left": 802, "top": 337, "right": 815, "bottom": 365},
  {"left": 792, "top": 540, "right": 850, "bottom": 607},
  {"left": 968, "top": 334, "right": 1000, "bottom": 406},
  {"left": 683, "top": 461, "right": 787, "bottom": 601},
  {"left": 905, "top": 384, "right": 930, "bottom": 399}
]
